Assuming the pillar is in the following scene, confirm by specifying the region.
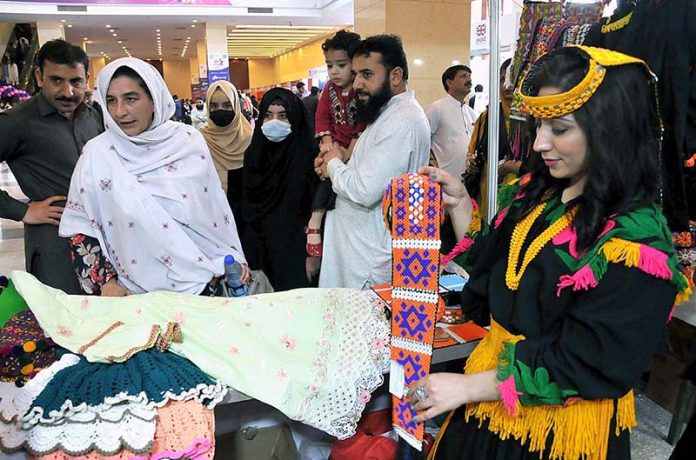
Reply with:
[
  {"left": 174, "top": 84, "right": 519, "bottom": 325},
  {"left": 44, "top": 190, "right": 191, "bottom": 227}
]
[
  {"left": 87, "top": 56, "right": 106, "bottom": 90},
  {"left": 354, "top": 0, "right": 472, "bottom": 107},
  {"left": 35, "top": 21, "right": 65, "bottom": 46},
  {"left": 205, "top": 23, "right": 229, "bottom": 83}
]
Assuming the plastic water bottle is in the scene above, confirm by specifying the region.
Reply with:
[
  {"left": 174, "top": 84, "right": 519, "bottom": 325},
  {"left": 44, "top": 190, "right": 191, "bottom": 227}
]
[{"left": 224, "top": 255, "right": 248, "bottom": 297}]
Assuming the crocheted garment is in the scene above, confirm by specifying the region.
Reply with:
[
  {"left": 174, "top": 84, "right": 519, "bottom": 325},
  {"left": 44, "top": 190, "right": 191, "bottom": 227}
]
[
  {"left": 24, "top": 349, "right": 226, "bottom": 426},
  {"left": 11, "top": 273, "right": 391, "bottom": 440},
  {"left": 382, "top": 173, "right": 443, "bottom": 450},
  {"left": 28, "top": 400, "right": 215, "bottom": 460}
]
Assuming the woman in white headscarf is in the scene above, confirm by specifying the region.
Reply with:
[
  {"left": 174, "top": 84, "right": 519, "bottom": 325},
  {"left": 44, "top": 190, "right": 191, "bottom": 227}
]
[
  {"left": 59, "top": 57, "right": 248, "bottom": 296},
  {"left": 199, "top": 80, "right": 253, "bottom": 233}
]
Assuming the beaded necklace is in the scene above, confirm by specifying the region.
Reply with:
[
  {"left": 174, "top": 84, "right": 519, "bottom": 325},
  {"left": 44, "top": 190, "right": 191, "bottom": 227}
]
[{"left": 505, "top": 202, "right": 575, "bottom": 291}]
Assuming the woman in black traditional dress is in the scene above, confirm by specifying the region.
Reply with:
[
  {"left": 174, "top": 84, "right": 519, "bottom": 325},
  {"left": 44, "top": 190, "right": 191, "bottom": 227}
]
[
  {"left": 411, "top": 46, "right": 692, "bottom": 460},
  {"left": 241, "top": 88, "right": 318, "bottom": 291}
]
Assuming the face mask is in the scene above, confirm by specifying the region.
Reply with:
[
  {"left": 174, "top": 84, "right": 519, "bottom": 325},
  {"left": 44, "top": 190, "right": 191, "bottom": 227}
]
[
  {"left": 261, "top": 119, "right": 292, "bottom": 142},
  {"left": 209, "top": 109, "right": 235, "bottom": 127}
]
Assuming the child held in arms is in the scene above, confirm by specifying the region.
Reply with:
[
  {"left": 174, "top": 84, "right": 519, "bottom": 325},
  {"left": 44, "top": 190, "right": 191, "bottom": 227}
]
[{"left": 304, "top": 30, "right": 366, "bottom": 281}]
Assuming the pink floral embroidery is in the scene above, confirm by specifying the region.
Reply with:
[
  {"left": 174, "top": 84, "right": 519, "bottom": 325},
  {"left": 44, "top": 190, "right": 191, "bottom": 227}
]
[
  {"left": 280, "top": 334, "right": 297, "bottom": 351},
  {"left": 309, "top": 384, "right": 319, "bottom": 394},
  {"left": 80, "top": 298, "right": 90, "bottom": 310},
  {"left": 173, "top": 312, "right": 187, "bottom": 325},
  {"left": 277, "top": 367, "right": 288, "bottom": 381},
  {"left": 134, "top": 307, "right": 143, "bottom": 315},
  {"left": 497, "top": 375, "right": 522, "bottom": 417},
  {"left": 359, "top": 390, "right": 372, "bottom": 404},
  {"left": 57, "top": 325, "right": 73, "bottom": 337},
  {"left": 371, "top": 337, "right": 389, "bottom": 349},
  {"left": 228, "top": 346, "right": 240, "bottom": 355}
]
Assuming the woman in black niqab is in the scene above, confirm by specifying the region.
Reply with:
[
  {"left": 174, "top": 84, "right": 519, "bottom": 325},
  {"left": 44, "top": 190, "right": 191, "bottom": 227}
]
[{"left": 241, "top": 88, "right": 318, "bottom": 291}]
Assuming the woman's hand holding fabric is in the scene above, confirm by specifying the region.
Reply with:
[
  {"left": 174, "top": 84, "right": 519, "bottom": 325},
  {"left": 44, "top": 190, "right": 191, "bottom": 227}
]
[
  {"left": 100, "top": 277, "right": 130, "bottom": 297},
  {"left": 410, "top": 370, "right": 500, "bottom": 423}
]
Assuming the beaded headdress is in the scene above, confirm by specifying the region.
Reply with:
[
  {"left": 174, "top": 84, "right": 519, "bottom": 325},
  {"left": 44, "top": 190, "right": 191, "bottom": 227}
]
[{"left": 516, "top": 46, "right": 655, "bottom": 119}]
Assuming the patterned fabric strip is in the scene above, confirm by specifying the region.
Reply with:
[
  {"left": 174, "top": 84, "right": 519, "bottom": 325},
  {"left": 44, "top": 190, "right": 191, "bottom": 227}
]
[{"left": 383, "top": 173, "right": 442, "bottom": 451}]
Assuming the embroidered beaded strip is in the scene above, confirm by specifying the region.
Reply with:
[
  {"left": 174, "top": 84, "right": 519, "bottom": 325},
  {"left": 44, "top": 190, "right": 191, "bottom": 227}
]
[{"left": 383, "top": 173, "right": 443, "bottom": 450}]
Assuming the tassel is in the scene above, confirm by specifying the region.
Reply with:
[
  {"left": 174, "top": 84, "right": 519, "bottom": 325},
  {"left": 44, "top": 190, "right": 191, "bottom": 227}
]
[
  {"left": 556, "top": 265, "right": 598, "bottom": 296},
  {"left": 498, "top": 375, "right": 522, "bottom": 417},
  {"left": 637, "top": 244, "right": 673, "bottom": 279},
  {"left": 601, "top": 238, "right": 641, "bottom": 268},
  {"left": 441, "top": 236, "right": 474, "bottom": 266},
  {"left": 464, "top": 319, "right": 635, "bottom": 460}
]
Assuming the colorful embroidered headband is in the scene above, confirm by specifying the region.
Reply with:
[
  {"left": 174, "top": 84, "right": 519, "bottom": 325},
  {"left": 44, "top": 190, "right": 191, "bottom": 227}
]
[{"left": 516, "top": 46, "right": 653, "bottom": 119}]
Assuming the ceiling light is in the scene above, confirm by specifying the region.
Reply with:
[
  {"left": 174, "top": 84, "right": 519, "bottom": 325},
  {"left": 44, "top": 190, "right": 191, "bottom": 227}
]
[
  {"left": 191, "top": 25, "right": 196, "bottom": 28},
  {"left": 156, "top": 29, "right": 160, "bottom": 32},
  {"left": 87, "top": 41, "right": 92, "bottom": 44},
  {"left": 106, "top": 24, "right": 111, "bottom": 28},
  {"left": 451, "top": 60, "right": 460, "bottom": 65},
  {"left": 113, "top": 33, "right": 118, "bottom": 37},
  {"left": 83, "top": 37, "right": 88, "bottom": 40},
  {"left": 192, "top": 19, "right": 198, "bottom": 23},
  {"left": 413, "top": 58, "right": 424, "bottom": 66},
  {"left": 118, "top": 40, "right": 123, "bottom": 44},
  {"left": 61, "top": 19, "right": 66, "bottom": 23},
  {"left": 67, "top": 25, "right": 73, "bottom": 28}
]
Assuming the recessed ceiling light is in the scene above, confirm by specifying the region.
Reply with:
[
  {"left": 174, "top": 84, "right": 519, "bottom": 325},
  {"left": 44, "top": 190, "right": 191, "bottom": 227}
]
[
  {"left": 113, "top": 33, "right": 118, "bottom": 37},
  {"left": 87, "top": 41, "right": 92, "bottom": 44},
  {"left": 118, "top": 40, "right": 123, "bottom": 44},
  {"left": 191, "top": 25, "right": 196, "bottom": 28},
  {"left": 106, "top": 24, "right": 111, "bottom": 28},
  {"left": 61, "top": 19, "right": 67, "bottom": 23},
  {"left": 156, "top": 29, "right": 161, "bottom": 32},
  {"left": 67, "top": 25, "right": 73, "bottom": 28},
  {"left": 192, "top": 19, "right": 198, "bottom": 23},
  {"left": 83, "top": 37, "right": 88, "bottom": 40}
]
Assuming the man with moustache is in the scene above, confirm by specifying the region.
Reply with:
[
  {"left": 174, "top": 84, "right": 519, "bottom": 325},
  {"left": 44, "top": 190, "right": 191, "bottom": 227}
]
[
  {"left": 0, "top": 39, "right": 103, "bottom": 293},
  {"left": 315, "top": 34, "right": 430, "bottom": 288},
  {"left": 426, "top": 64, "right": 476, "bottom": 180}
]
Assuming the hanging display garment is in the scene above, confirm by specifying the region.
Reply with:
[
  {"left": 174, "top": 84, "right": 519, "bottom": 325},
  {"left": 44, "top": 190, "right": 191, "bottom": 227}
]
[
  {"left": 583, "top": 0, "right": 696, "bottom": 235},
  {"left": 382, "top": 173, "right": 443, "bottom": 450},
  {"left": 508, "top": 1, "right": 605, "bottom": 163}
]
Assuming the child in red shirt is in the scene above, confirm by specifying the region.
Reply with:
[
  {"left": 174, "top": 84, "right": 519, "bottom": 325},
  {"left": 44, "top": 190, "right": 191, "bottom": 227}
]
[{"left": 306, "top": 30, "right": 365, "bottom": 281}]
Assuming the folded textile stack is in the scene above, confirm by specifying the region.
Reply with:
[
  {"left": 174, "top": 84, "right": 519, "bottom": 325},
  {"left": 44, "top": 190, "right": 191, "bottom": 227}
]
[{"left": 1, "top": 349, "right": 225, "bottom": 458}]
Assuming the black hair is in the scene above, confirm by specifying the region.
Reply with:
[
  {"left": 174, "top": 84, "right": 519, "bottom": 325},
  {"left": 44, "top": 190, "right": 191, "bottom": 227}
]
[
  {"left": 36, "top": 39, "right": 89, "bottom": 73},
  {"left": 353, "top": 35, "right": 409, "bottom": 82},
  {"left": 296, "top": 82, "right": 305, "bottom": 89},
  {"left": 310, "top": 86, "right": 320, "bottom": 95},
  {"left": 513, "top": 47, "right": 661, "bottom": 251},
  {"left": 111, "top": 66, "right": 153, "bottom": 100},
  {"left": 474, "top": 84, "right": 484, "bottom": 92},
  {"left": 441, "top": 64, "right": 471, "bottom": 91},
  {"left": 322, "top": 29, "right": 362, "bottom": 57},
  {"left": 501, "top": 58, "right": 512, "bottom": 75}
]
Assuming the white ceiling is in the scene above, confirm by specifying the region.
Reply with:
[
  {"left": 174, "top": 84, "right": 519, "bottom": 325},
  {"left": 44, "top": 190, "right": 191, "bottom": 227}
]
[{"left": 0, "top": 0, "right": 352, "bottom": 59}]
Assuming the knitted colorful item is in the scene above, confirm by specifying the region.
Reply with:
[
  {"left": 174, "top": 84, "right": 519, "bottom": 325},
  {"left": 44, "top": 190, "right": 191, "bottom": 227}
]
[
  {"left": 382, "top": 173, "right": 443, "bottom": 450},
  {"left": 0, "top": 310, "right": 58, "bottom": 387},
  {"left": 24, "top": 349, "right": 226, "bottom": 426}
]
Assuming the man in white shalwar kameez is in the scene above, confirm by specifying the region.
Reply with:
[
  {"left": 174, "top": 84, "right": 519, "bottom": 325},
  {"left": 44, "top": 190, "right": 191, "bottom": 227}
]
[{"left": 315, "top": 35, "right": 430, "bottom": 288}]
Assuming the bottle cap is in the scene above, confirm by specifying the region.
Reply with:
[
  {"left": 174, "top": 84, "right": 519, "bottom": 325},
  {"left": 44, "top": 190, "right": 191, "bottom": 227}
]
[{"left": 224, "top": 255, "right": 235, "bottom": 265}]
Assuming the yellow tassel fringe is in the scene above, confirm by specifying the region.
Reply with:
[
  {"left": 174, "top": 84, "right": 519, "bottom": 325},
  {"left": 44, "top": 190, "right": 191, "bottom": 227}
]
[
  {"left": 601, "top": 238, "right": 641, "bottom": 268},
  {"left": 462, "top": 319, "right": 636, "bottom": 460}
]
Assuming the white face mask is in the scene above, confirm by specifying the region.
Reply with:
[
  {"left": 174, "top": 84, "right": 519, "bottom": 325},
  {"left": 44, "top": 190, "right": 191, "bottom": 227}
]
[{"left": 261, "top": 119, "right": 292, "bottom": 142}]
